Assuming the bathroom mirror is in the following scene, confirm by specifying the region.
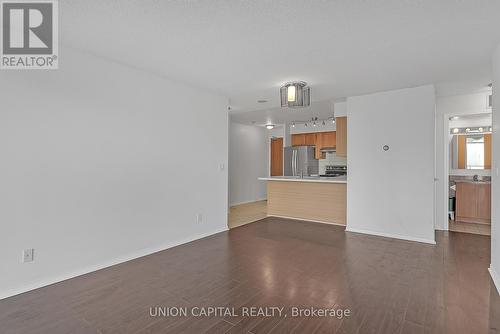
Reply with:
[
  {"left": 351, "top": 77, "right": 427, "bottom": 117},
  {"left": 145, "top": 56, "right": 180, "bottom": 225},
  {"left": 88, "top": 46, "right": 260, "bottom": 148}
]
[{"left": 450, "top": 134, "right": 492, "bottom": 170}]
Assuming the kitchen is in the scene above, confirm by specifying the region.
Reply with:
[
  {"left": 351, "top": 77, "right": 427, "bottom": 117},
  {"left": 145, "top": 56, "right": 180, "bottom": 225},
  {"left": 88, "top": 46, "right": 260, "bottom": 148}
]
[
  {"left": 229, "top": 84, "right": 437, "bottom": 246},
  {"left": 259, "top": 115, "right": 348, "bottom": 226}
]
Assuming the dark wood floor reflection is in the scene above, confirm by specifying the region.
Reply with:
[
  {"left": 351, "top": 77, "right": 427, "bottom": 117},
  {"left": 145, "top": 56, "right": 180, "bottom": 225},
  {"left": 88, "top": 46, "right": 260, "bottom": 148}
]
[{"left": 1, "top": 217, "right": 499, "bottom": 333}]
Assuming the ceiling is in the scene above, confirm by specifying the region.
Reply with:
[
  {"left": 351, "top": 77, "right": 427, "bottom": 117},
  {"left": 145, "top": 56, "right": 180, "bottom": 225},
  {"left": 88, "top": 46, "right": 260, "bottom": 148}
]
[
  {"left": 230, "top": 100, "right": 336, "bottom": 127},
  {"left": 61, "top": 1, "right": 500, "bottom": 121},
  {"left": 449, "top": 113, "right": 492, "bottom": 128}
]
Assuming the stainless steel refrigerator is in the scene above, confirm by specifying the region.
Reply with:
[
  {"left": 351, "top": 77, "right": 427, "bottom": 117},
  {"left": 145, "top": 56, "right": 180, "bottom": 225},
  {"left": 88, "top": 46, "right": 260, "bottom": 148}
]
[{"left": 284, "top": 146, "right": 318, "bottom": 176}]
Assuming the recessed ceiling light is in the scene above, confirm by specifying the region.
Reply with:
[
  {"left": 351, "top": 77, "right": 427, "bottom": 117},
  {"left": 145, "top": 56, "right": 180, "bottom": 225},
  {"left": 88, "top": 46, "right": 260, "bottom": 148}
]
[
  {"left": 266, "top": 124, "right": 274, "bottom": 130},
  {"left": 257, "top": 100, "right": 268, "bottom": 103}
]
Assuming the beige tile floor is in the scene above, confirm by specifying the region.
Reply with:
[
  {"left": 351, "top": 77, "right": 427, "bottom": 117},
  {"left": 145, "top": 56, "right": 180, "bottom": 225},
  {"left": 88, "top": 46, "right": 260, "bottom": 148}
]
[
  {"left": 448, "top": 220, "right": 491, "bottom": 236},
  {"left": 228, "top": 200, "right": 267, "bottom": 229}
]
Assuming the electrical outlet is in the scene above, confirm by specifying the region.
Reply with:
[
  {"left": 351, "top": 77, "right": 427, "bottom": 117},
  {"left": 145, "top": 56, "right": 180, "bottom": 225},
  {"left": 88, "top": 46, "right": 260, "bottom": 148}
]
[
  {"left": 196, "top": 213, "right": 203, "bottom": 223},
  {"left": 23, "top": 248, "right": 34, "bottom": 263}
]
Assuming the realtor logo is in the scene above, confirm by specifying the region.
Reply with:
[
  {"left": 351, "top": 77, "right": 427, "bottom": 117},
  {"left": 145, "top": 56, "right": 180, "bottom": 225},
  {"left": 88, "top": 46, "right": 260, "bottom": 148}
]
[{"left": 1, "top": 0, "right": 58, "bottom": 69}]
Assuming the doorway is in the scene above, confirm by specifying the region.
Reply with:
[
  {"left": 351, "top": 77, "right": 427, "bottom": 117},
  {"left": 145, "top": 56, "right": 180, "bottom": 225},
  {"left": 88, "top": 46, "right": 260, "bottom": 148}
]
[{"left": 447, "top": 113, "right": 492, "bottom": 236}]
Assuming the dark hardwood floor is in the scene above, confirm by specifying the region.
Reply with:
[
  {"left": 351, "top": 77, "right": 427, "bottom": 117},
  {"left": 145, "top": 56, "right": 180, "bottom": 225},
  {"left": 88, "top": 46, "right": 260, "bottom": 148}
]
[{"left": 1, "top": 217, "right": 499, "bottom": 334}]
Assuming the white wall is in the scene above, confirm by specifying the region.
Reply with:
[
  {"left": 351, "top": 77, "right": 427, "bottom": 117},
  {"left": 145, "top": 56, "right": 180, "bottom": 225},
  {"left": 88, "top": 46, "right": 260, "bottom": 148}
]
[
  {"left": 0, "top": 47, "right": 229, "bottom": 299},
  {"left": 449, "top": 114, "right": 491, "bottom": 128},
  {"left": 490, "top": 44, "right": 500, "bottom": 294},
  {"left": 346, "top": 85, "right": 436, "bottom": 244},
  {"left": 290, "top": 122, "right": 336, "bottom": 134},
  {"left": 435, "top": 92, "right": 492, "bottom": 230},
  {"left": 229, "top": 122, "right": 268, "bottom": 206},
  {"left": 334, "top": 101, "right": 347, "bottom": 117}
]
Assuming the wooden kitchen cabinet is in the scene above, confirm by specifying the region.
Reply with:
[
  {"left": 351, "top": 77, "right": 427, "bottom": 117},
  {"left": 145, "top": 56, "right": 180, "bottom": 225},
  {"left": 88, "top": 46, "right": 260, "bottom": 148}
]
[
  {"left": 291, "top": 133, "right": 315, "bottom": 147},
  {"left": 314, "top": 131, "right": 336, "bottom": 159},
  {"left": 291, "top": 134, "right": 306, "bottom": 146},
  {"left": 304, "top": 133, "right": 316, "bottom": 146},
  {"left": 320, "top": 131, "right": 336, "bottom": 148},
  {"left": 292, "top": 131, "right": 338, "bottom": 159},
  {"left": 456, "top": 181, "right": 491, "bottom": 224},
  {"left": 335, "top": 117, "right": 347, "bottom": 157},
  {"left": 477, "top": 183, "right": 491, "bottom": 221}
]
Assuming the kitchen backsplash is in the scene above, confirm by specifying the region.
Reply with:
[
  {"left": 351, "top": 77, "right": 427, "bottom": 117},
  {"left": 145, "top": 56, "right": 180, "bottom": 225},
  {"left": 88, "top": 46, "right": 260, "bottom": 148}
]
[{"left": 319, "top": 152, "right": 347, "bottom": 174}]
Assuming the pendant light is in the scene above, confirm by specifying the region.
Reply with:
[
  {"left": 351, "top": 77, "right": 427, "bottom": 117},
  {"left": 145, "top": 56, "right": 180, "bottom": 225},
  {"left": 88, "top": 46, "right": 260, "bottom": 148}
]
[{"left": 280, "top": 81, "right": 310, "bottom": 108}]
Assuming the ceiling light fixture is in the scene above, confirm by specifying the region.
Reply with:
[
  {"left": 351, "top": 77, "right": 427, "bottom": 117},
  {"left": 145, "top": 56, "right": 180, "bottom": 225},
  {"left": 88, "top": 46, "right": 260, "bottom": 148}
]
[
  {"left": 311, "top": 117, "right": 318, "bottom": 127},
  {"left": 292, "top": 122, "right": 296, "bottom": 128},
  {"left": 479, "top": 127, "right": 484, "bottom": 132},
  {"left": 280, "top": 81, "right": 310, "bottom": 108},
  {"left": 266, "top": 124, "right": 274, "bottom": 130},
  {"left": 466, "top": 128, "right": 471, "bottom": 132},
  {"left": 453, "top": 128, "right": 459, "bottom": 134}
]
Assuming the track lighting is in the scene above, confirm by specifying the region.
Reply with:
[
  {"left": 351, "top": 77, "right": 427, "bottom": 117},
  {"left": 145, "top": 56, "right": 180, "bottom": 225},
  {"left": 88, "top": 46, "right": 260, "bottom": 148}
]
[{"left": 290, "top": 116, "right": 337, "bottom": 128}]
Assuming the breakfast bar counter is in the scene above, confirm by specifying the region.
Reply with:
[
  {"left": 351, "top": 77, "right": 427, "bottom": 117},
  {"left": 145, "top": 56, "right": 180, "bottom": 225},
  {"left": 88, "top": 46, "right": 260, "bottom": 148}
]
[{"left": 258, "top": 176, "right": 347, "bottom": 225}]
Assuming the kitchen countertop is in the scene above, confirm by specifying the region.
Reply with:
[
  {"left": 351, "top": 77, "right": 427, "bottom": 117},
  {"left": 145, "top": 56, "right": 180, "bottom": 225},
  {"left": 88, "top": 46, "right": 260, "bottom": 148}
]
[
  {"left": 258, "top": 176, "right": 347, "bottom": 184},
  {"left": 453, "top": 179, "right": 491, "bottom": 184}
]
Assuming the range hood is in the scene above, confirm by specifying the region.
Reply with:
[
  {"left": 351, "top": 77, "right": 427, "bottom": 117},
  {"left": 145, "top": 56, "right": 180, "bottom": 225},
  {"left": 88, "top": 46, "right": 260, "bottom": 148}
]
[{"left": 320, "top": 147, "right": 336, "bottom": 153}]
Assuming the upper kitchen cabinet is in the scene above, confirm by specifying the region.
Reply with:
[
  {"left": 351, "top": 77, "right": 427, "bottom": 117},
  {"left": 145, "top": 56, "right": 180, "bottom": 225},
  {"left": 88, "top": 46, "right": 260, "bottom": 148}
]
[
  {"left": 292, "top": 133, "right": 319, "bottom": 147},
  {"left": 335, "top": 117, "right": 347, "bottom": 157},
  {"left": 315, "top": 131, "right": 336, "bottom": 159},
  {"left": 304, "top": 133, "right": 317, "bottom": 146},
  {"left": 291, "top": 131, "right": 337, "bottom": 159},
  {"left": 292, "top": 134, "right": 306, "bottom": 146},
  {"left": 320, "top": 131, "right": 336, "bottom": 148}
]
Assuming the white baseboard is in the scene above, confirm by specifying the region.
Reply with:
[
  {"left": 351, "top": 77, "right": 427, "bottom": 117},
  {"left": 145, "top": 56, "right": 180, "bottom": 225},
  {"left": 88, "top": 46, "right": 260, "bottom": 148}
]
[
  {"left": 0, "top": 227, "right": 228, "bottom": 300},
  {"left": 489, "top": 266, "right": 500, "bottom": 295},
  {"left": 230, "top": 198, "right": 267, "bottom": 207},
  {"left": 346, "top": 227, "right": 436, "bottom": 245}
]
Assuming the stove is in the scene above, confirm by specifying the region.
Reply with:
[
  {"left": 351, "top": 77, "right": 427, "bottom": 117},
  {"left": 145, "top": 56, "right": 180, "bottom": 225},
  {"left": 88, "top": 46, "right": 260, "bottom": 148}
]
[{"left": 320, "top": 165, "right": 347, "bottom": 177}]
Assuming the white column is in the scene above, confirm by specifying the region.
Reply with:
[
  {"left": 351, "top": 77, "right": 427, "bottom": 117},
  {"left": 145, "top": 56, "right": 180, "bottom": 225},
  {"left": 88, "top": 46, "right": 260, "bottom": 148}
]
[{"left": 283, "top": 122, "right": 291, "bottom": 147}]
